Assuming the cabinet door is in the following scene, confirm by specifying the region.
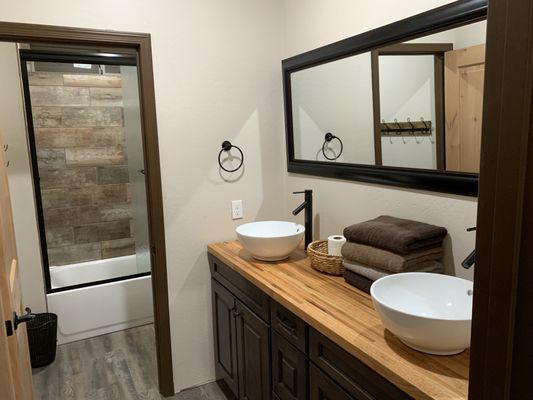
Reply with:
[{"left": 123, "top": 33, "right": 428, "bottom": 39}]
[
  {"left": 309, "top": 364, "right": 355, "bottom": 400},
  {"left": 212, "top": 279, "right": 239, "bottom": 397},
  {"left": 272, "top": 331, "right": 307, "bottom": 400},
  {"left": 236, "top": 299, "right": 271, "bottom": 400}
]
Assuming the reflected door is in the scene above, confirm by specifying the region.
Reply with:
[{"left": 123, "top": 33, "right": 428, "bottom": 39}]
[{"left": 444, "top": 44, "right": 486, "bottom": 173}]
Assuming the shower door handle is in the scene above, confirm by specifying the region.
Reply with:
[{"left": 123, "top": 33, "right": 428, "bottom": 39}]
[{"left": 13, "top": 307, "right": 35, "bottom": 330}]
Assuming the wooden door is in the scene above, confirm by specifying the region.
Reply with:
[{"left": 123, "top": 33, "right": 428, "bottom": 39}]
[
  {"left": 235, "top": 299, "right": 270, "bottom": 400},
  {"left": 444, "top": 43, "right": 486, "bottom": 173},
  {"left": 211, "top": 279, "right": 239, "bottom": 397},
  {"left": 0, "top": 131, "right": 34, "bottom": 400}
]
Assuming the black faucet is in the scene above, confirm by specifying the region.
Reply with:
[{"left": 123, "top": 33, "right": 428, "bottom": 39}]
[
  {"left": 461, "top": 227, "right": 476, "bottom": 269},
  {"left": 292, "top": 190, "right": 313, "bottom": 249}
]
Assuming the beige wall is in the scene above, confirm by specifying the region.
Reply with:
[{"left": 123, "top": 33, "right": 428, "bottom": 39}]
[
  {"left": 0, "top": 42, "right": 47, "bottom": 313},
  {"left": 0, "top": 0, "right": 286, "bottom": 392},
  {"left": 282, "top": 0, "right": 478, "bottom": 281},
  {"left": 1, "top": 0, "right": 479, "bottom": 393}
]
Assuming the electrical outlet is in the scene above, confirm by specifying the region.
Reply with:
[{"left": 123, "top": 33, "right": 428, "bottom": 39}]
[{"left": 231, "top": 200, "right": 243, "bottom": 220}]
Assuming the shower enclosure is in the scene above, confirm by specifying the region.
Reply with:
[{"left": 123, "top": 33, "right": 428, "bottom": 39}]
[{"left": 20, "top": 50, "right": 154, "bottom": 343}]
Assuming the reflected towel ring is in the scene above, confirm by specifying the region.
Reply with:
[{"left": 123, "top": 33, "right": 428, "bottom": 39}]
[
  {"left": 322, "top": 132, "right": 343, "bottom": 161},
  {"left": 218, "top": 140, "right": 244, "bottom": 173}
]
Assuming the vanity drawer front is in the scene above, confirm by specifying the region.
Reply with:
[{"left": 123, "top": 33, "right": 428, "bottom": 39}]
[
  {"left": 309, "top": 363, "right": 354, "bottom": 400},
  {"left": 272, "top": 331, "right": 307, "bottom": 400},
  {"left": 309, "top": 329, "right": 412, "bottom": 400},
  {"left": 271, "top": 301, "right": 307, "bottom": 352},
  {"left": 209, "top": 253, "right": 270, "bottom": 322}
]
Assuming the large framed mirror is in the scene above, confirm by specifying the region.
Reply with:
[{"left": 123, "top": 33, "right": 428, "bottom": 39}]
[{"left": 283, "top": 0, "right": 487, "bottom": 196}]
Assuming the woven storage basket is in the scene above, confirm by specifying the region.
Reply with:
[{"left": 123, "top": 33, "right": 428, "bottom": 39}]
[{"left": 307, "top": 240, "right": 344, "bottom": 275}]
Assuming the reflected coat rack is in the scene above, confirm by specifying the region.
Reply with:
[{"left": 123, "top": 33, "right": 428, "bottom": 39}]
[{"left": 380, "top": 119, "right": 432, "bottom": 136}]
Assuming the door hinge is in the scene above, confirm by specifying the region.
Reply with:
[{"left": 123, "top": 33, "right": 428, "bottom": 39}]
[{"left": 5, "top": 320, "right": 13, "bottom": 337}]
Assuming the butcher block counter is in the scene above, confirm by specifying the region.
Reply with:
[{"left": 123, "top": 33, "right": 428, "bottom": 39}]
[{"left": 207, "top": 240, "right": 469, "bottom": 400}]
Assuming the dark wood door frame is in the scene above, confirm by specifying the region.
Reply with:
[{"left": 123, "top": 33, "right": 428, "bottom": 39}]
[
  {"left": 371, "top": 43, "right": 453, "bottom": 169},
  {"left": 470, "top": 0, "right": 533, "bottom": 398},
  {"left": 0, "top": 21, "right": 174, "bottom": 396}
]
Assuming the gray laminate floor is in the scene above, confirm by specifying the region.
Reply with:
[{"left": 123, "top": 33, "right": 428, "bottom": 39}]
[{"left": 32, "top": 324, "right": 229, "bottom": 400}]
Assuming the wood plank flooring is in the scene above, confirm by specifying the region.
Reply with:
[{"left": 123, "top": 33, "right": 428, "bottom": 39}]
[{"left": 32, "top": 324, "right": 229, "bottom": 400}]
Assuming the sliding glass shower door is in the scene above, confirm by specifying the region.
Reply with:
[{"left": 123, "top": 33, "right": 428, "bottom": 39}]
[{"left": 20, "top": 50, "right": 152, "bottom": 291}]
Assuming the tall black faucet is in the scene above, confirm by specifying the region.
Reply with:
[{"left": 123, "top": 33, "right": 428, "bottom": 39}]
[
  {"left": 292, "top": 190, "right": 313, "bottom": 249},
  {"left": 461, "top": 227, "right": 476, "bottom": 269}
]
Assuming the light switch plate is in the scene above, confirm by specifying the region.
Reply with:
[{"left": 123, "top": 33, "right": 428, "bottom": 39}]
[{"left": 231, "top": 200, "right": 243, "bottom": 220}]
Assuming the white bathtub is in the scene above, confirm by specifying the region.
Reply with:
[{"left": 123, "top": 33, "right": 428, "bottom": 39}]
[{"left": 47, "top": 255, "right": 154, "bottom": 344}]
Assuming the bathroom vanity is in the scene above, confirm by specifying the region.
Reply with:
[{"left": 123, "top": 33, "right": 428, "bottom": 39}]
[{"left": 208, "top": 241, "right": 469, "bottom": 400}]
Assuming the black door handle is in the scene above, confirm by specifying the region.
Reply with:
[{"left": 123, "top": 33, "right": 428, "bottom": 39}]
[{"left": 13, "top": 307, "right": 34, "bottom": 330}]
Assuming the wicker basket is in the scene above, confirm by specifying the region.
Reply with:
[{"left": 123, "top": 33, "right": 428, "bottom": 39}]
[{"left": 307, "top": 240, "right": 344, "bottom": 275}]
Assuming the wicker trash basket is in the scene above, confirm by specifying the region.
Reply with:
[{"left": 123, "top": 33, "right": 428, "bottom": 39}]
[
  {"left": 27, "top": 312, "right": 58, "bottom": 368},
  {"left": 307, "top": 240, "right": 344, "bottom": 275}
]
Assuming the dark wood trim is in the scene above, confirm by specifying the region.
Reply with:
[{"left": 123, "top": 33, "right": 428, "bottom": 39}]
[
  {"left": 433, "top": 53, "right": 446, "bottom": 170},
  {"left": 0, "top": 21, "right": 174, "bottom": 396},
  {"left": 370, "top": 43, "right": 452, "bottom": 171},
  {"left": 283, "top": 0, "right": 487, "bottom": 197},
  {"left": 371, "top": 50, "right": 383, "bottom": 165},
  {"left": 470, "top": 0, "right": 533, "bottom": 397}
]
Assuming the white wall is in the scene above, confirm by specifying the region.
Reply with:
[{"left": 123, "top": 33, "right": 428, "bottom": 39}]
[
  {"left": 292, "top": 53, "right": 375, "bottom": 164},
  {"left": 282, "top": 0, "right": 478, "bottom": 281},
  {"left": 0, "top": 0, "right": 286, "bottom": 392},
  {"left": 0, "top": 42, "right": 47, "bottom": 313},
  {"left": 379, "top": 55, "right": 437, "bottom": 169}
]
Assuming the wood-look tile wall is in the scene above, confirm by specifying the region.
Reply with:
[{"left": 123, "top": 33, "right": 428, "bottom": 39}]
[{"left": 29, "top": 70, "right": 136, "bottom": 266}]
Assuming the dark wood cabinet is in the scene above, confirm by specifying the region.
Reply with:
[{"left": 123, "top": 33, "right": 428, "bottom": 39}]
[
  {"left": 210, "top": 254, "right": 411, "bottom": 400},
  {"left": 212, "top": 279, "right": 239, "bottom": 397},
  {"left": 272, "top": 331, "right": 307, "bottom": 400},
  {"left": 235, "top": 299, "right": 271, "bottom": 400},
  {"left": 309, "top": 364, "right": 355, "bottom": 400}
]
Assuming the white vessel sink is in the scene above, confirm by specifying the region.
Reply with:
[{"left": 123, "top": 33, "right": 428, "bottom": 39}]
[
  {"left": 236, "top": 221, "right": 305, "bottom": 261},
  {"left": 370, "top": 272, "right": 473, "bottom": 355}
]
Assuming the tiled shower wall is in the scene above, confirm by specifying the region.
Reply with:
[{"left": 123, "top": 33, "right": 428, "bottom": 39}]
[{"left": 29, "top": 70, "right": 136, "bottom": 266}]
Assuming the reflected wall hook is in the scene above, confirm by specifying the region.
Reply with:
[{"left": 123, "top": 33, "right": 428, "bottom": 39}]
[
  {"left": 3, "top": 144, "right": 8, "bottom": 152},
  {"left": 321, "top": 132, "right": 343, "bottom": 161},
  {"left": 218, "top": 140, "right": 244, "bottom": 173}
]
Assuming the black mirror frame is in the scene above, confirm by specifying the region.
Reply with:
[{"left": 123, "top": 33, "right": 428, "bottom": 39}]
[{"left": 282, "top": 0, "right": 487, "bottom": 197}]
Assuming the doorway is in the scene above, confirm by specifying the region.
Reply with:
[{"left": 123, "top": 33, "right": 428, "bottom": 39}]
[{"left": 0, "top": 23, "right": 173, "bottom": 398}]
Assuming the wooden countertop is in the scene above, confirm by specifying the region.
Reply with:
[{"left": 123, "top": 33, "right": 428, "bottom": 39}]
[{"left": 208, "top": 241, "right": 469, "bottom": 400}]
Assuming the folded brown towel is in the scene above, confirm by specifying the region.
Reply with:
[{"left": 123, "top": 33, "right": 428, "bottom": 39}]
[
  {"left": 343, "top": 269, "right": 372, "bottom": 294},
  {"left": 341, "top": 241, "right": 443, "bottom": 273},
  {"left": 343, "top": 215, "right": 447, "bottom": 254},
  {"left": 343, "top": 259, "right": 444, "bottom": 281}
]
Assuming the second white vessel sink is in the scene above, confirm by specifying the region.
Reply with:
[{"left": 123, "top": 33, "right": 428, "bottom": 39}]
[
  {"left": 370, "top": 272, "right": 473, "bottom": 355},
  {"left": 236, "top": 221, "right": 304, "bottom": 261}
]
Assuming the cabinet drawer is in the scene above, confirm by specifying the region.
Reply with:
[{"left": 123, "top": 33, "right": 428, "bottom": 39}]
[
  {"left": 271, "top": 301, "right": 307, "bottom": 353},
  {"left": 309, "top": 329, "right": 412, "bottom": 400},
  {"left": 209, "top": 253, "right": 270, "bottom": 322},
  {"left": 272, "top": 331, "right": 307, "bottom": 400},
  {"left": 309, "top": 363, "right": 354, "bottom": 400}
]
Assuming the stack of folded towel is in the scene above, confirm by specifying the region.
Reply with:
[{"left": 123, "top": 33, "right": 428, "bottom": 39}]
[{"left": 341, "top": 215, "right": 447, "bottom": 294}]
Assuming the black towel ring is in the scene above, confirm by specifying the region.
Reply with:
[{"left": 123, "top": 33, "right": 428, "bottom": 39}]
[
  {"left": 321, "top": 132, "right": 343, "bottom": 161},
  {"left": 218, "top": 140, "right": 244, "bottom": 173}
]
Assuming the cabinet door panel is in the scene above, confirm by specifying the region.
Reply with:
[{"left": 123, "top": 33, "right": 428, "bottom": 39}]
[
  {"left": 272, "top": 331, "right": 307, "bottom": 400},
  {"left": 309, "top": 364, "right": 354, "bottom": 400},
  {"left": 236, "top": 300, "right": 271, "bottom": 400},
  {"left": 212, "top": 279, "right": 239, "bottom": 397}
]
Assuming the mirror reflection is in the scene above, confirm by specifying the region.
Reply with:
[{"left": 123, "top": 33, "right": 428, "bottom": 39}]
[{"left": 290, "top": 19, "right": 486, "bottom": 174}]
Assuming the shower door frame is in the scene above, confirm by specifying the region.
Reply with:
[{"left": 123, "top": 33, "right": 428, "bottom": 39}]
[
  {"left": 0, "top": 22, "right": 174, "bottom": 396},
  {"left": 19, "top": 49, "right": 152, "bottom": 294}
]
